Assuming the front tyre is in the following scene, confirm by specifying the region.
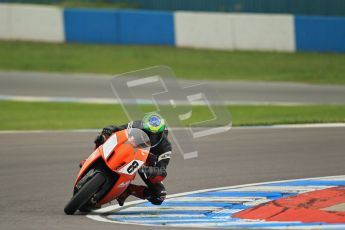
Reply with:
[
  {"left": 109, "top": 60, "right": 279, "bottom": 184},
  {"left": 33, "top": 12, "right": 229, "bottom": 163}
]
[{"left": 64, "top": 173, "right": 105, "bottom": 215}]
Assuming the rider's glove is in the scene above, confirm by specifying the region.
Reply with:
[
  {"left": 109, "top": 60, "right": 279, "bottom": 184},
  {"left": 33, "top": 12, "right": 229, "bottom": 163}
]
[
  {"left": 94, "top": 125, "right": 118, "bottom": 148},
  {"left": 101, "top": 125, "right": 117, "bottom": 138},
  {"left": 94, "top": 135, "right": 105, "bottom": 148}
]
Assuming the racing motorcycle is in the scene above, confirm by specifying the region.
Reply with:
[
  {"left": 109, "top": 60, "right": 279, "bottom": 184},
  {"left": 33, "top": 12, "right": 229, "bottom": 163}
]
[{"left": 64, "top": 128, "right": 150, "bottom": 215}]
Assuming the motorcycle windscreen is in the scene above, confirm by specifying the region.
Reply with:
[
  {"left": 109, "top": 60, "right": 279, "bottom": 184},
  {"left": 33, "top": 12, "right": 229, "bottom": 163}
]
[
  {"left": 126, "top": 127, "right": 151, "bottom": 152},
  {"left": 102, "top": 128, "right": 150, "bottom": 175},
  {"left": 116, "top": 128, "right": 151, "bottom": 175}
]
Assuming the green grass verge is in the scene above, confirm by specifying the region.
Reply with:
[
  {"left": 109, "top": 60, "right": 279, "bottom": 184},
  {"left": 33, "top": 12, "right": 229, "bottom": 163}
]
[
  {"left": 1, "top": 101, "right": 344, "bottom": 130},
  {"left": 1, "top": 41, "right": 345, "bottom": 84}
]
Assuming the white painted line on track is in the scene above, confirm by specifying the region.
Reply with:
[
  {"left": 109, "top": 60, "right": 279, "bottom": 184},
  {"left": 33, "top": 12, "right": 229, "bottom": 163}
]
[
  {"left": 0, "top": 94, "right": 324, "bottom": 106},
  {"left": 0, "top": 95, "right": 119, "bottom": 104},
  {"left": 107, "top": 214, "right": 206, "bottom": 218},
  {"left": 225, "top": 185, "right": 329, "bottom": 193},
  {"left": 237, "top": 123, "right": 345, "bottom": 129},
  {"left": 0, "top": 129, "right": 99, "bottom": 134},
  {"left": 169, "top": 197, "right": 266, "bottom": 203},
  {"left": 123, "top": 206, "right": 224, "bottom": 212}
]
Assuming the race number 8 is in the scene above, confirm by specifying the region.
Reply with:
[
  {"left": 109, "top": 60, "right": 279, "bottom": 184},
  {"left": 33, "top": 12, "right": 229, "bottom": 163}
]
[{"left": 127, "top": 161, "right": 139, "bottom": 174}]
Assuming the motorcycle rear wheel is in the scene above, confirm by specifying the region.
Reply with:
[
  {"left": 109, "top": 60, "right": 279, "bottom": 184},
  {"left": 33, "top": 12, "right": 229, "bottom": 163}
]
[{"left": 64, "top": 172, "right": 105, "bottom": 215}]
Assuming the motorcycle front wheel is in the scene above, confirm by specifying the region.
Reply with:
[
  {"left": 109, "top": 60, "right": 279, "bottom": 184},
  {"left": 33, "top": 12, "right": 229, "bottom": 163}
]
[{"left": 64, "top": 172, "right": 105, "bottom": 215}]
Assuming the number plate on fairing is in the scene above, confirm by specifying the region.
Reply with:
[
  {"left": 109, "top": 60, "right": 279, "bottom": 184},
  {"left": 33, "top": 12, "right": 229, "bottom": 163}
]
[{"left": 117, "top": 160, "right": 144, "bottom": 175}]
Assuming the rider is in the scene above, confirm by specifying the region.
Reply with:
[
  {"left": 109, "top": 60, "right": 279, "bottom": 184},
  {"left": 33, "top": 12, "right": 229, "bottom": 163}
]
[{"left": 82, "top": 112, "right": 171, "bottom": 206}]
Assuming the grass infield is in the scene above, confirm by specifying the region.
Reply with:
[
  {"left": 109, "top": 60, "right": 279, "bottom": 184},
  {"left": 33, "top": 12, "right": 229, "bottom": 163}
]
[
  {"left": 1, "top": 101, "right": 344, "bottom": 130},
  {"left": 1, "top": 41, "right": 345, "bottom": 84}
]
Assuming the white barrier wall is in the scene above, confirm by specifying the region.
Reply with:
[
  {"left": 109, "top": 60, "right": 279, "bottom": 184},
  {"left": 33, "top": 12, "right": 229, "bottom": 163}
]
[
  {"left": 175, "top": 11, "right": 296, "bottom": 52},
  {"left": 0, "top": 4, "right": 10, "bottom": 39},
  {"left": 174, "top": 12, "right": 236, "bottom": 50},
  {"left": 233, "top": 14, "right": 295, "bottom": 51},
  {"left": 0, "top": 4, "right": 64, "bottom": 42},
  {"left": 1, "top": 4, "right": 296, "bottom": 52}
]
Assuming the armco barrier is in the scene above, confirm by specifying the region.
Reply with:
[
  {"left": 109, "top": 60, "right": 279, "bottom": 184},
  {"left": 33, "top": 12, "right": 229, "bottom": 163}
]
[
  {"left": 295, "top": 16, "right": 345, "bottom": 52},
  {"left": 174, "top": 12, "right": 295, "bottom": 52},
  {"left": 0, "top": 3, "right": 64, "bottom": 42},
  {"left": 64, "top": 9, "right": 174, "bottom": 45}
]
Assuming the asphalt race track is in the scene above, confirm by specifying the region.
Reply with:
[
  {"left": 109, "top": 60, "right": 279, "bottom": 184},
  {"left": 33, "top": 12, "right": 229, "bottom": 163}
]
[
  {"left": 1, "top": 127, "right": 345, "bottom": 230},
  {"left": 1, "top": 71, "right": 345, "bottom": 105},
  {"left": 1, "top": 71, "right": 345, "bottom": 229}
]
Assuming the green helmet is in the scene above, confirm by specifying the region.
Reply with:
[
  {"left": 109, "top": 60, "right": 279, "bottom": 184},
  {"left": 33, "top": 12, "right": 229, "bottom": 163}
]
[{"left": 142, "top": 112, "right": 166, "bottom": 133}]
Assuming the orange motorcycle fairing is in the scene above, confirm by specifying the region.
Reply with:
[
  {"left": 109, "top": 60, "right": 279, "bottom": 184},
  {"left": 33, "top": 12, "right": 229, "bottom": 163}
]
[
  {"left": 97, "top": 174, "right": 134, "bottom": 205},
  {"left": 98, "top": 144, "right": 149, "bottom": 205},
  {"left": 71, "top": 128, "right": 150, "bottom": 207},
  {"left": 74, "top": 148, "right": 102, "bottom": 186}
]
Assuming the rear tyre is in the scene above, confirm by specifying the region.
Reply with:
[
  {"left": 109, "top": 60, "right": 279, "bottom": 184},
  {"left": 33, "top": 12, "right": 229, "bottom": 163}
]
[{"left": 64, "top": 173, "right": 105, "bottom": 215}]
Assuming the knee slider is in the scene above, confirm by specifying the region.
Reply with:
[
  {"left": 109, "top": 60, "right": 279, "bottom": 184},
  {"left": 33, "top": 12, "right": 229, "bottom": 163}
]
[
  {"left": 149, "top": 189, "right": 166, "bottom": 205},
  {"left": 149, "top": 194, "right": 166, "bottom": 205}
]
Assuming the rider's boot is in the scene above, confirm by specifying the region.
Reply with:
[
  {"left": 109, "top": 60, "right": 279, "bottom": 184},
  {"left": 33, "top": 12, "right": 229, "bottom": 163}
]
[{"left": 117, "top": 184, "right": 147, "bottom": 206}]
